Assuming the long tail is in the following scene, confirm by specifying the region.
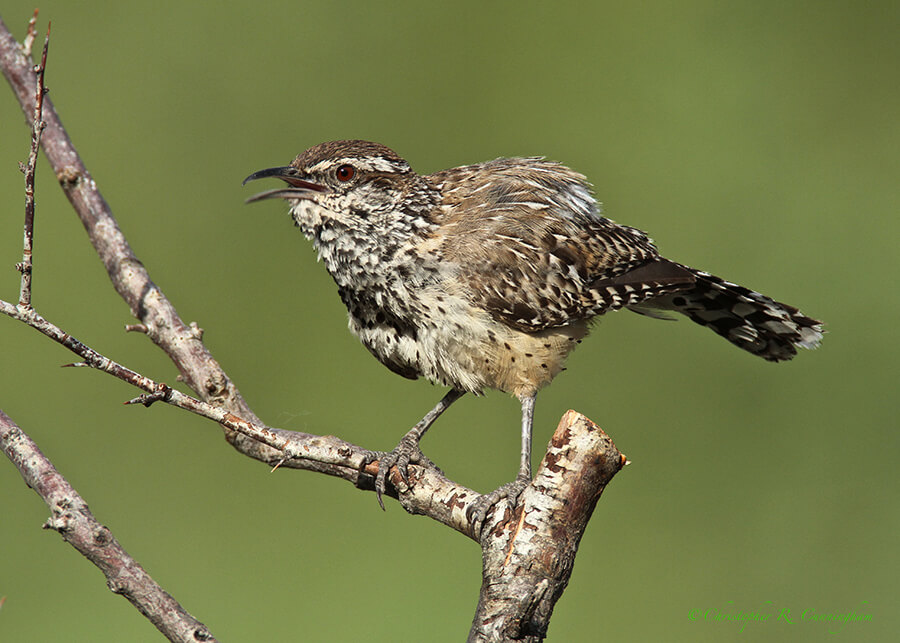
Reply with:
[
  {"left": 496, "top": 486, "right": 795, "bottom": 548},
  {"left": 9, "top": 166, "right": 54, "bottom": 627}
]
[{"left": 645, "top": 266, "right": 824, "bottom": 362}]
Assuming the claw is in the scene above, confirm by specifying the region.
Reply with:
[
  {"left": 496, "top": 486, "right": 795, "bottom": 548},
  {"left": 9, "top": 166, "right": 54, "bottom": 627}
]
[
  {"left": 360, "top": 449, "right": 389, "bottom": 510},
  {"left": 366, "top": 436, "right": 426, "bottom": 510},
  {"left": 470, "top": 473, "right": 532, "bottom": 538}
]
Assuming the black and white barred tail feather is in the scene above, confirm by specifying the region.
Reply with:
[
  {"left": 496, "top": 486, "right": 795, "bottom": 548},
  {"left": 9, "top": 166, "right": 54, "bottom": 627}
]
[{"left": 647, "top": 266, "right": 823, "bottom": 362}]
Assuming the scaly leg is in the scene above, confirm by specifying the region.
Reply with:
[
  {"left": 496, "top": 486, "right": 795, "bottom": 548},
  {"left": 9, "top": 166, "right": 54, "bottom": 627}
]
[
  {"left": 517, "top": 393, "right": 535, "bottom": 480},
  {"left": 471, "top": 393, "right": 537, "bottom": 534},
  {"left": 368, "top": 388, "right": 465, "bottom": 509}
]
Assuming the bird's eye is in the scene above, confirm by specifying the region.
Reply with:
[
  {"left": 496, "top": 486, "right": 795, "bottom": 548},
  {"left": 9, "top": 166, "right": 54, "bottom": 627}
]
[{"left": 336, "top": 164, "right": 356, "bottom": 182}]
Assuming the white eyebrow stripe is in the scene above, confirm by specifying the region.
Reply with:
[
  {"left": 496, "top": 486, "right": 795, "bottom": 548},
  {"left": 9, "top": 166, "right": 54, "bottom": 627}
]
[{"left": 309, "top": 157, "right": 410, "bottom": 174}]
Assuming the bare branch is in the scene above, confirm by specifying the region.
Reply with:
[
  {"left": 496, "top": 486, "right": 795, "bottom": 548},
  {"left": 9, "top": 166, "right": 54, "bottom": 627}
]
[
  {"left": 0, "top": 296, "right": 488, "bottom": 536},
  {"left": 14, "top": 18, "right": 47, "bottom": 308},
  {"left": 470, "top": 411, "right": 626, "bottom": 641},
  {"left": 0, "top": 15, "right": 263, "bottom": 441},
  {"left": 0, "top": 409, "right": 217, "bottom": 642}
]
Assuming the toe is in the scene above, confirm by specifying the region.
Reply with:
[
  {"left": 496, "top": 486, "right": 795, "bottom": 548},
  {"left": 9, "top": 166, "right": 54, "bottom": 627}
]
[
  {"left": 370, "top": 439, "right": 428, "bottom": 509},
  {"left": 469, "top": 476, "right": 533, "bottom": 537}
]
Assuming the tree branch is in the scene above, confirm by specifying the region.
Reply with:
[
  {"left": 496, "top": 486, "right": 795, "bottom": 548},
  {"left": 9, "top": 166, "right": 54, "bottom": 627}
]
[
  {"left": 0, "top": 409, "right": 217, "bottom": 642},
  {"left": 0, "top": 297, "right": 488, "bottom": 537},
  {"left": 470, "top": 411, "right": 626, "bottom": 641},
  {"left": 0, "top": 13, "right": 262, "bottom": 437}
]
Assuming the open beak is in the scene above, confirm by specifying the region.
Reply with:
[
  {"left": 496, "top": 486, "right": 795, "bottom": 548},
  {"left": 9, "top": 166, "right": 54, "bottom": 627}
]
[{"left": 242, "top": 166, "right": 330, "bottom": 203}]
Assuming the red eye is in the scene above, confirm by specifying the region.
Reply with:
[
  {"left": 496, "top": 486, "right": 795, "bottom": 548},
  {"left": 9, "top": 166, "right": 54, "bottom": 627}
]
[{"left": 336, "top": 164, "right": 355, "bottom": 182}]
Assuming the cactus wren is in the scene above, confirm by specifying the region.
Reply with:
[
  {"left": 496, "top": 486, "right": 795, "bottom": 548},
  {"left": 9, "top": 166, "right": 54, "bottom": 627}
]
[{"left": 244, "top": 140, "right": 823, "bottom": 507}]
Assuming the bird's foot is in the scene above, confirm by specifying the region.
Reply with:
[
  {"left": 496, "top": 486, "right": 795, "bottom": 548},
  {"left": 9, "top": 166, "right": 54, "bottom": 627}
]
[
  {"left": 469, "top": 472, "right": 532, "bottom": 539},
  {"left": 362, "top": 434, "right": 438, "bottom": 510}
]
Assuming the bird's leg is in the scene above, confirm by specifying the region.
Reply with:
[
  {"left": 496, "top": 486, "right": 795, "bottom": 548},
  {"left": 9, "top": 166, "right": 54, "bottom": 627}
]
[
  {"left": 517, "top": 393, "right": 535, "bottom": 481},
  {"left": 366, "top": 388, "right": 465, "bottom": 509},
  {"left": 471, "top": 393, "right": 537, "bottom": 534}
]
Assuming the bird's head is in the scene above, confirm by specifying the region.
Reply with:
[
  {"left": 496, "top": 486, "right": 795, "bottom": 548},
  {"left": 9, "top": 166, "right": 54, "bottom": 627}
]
[{"left": 244, "top": 140, "right": 436, "bottom": 236}]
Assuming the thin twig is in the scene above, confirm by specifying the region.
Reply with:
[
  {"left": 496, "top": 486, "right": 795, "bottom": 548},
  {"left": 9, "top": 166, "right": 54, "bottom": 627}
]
[
  {"left": 0, "top": 299, "right": 289, "bottom": 451},
  {"left": 15, "top": 20, "right": 48, "bottom": 308}
]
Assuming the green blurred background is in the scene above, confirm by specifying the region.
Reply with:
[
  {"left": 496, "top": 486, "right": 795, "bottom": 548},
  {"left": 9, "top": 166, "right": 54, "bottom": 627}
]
[{"left": 1, "top": 1, "right": 897, "bottom": 641}]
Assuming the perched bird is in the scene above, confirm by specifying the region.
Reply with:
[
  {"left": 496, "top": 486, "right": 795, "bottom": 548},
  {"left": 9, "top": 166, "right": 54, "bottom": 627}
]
[{"left": 244, "top": 140, "right": 822, "bottom": 509}]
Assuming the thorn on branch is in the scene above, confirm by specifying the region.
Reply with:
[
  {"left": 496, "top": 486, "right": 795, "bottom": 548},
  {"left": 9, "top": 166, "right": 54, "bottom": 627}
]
[
  {"left": 61, "top": 362, "right": 90, "bottom": 368},
  {"left": 124, "top": 383, "right": 172, "bottom": 407},
  {"left": 124, "top": 323, "right": 148, "bottom": 333},
  {"left": 270, "top": 457, "right": 287, "bottom": 472}
]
